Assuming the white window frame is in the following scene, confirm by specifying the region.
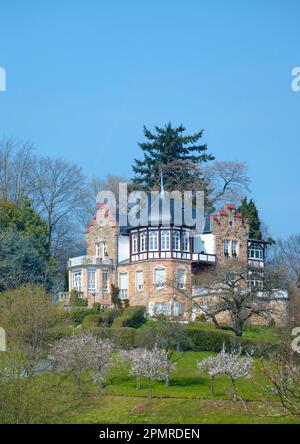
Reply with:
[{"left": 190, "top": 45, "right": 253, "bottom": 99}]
[
  {"left": 248, "top": 244, "right": 264, "bottom": 260},
  {"left": 177, "top": 268, "right": 186, "bottom": 289},
  {"left": 149, "top": 230, "right": 158, "bottom": 251},
  {"left": 224, "top": 239, "right": 229, "bottom": 257},
  {"left": 161, "top": 230, "right": 170, "bottom": 251},
  {"left": 96, "top": 243, "right": 101, "bottom": 257},
  {"left": 120, "top": 272, "right": 128, "bottom": 299},
  {"left": 102, "top": 270, "right": 109, "bottom": 293},
  {"left": 87, "top": 267, "right": 96, "bottom": 292},
  {"left": 172, "top": 230, "right": 180, "bottom": 251},
  {"left": 154, "top": 267, "right": 166, "bottom": 289},
  {"left": 132, "top": 233, "right": 138, "bottom": 254},
  {"left": 136, "top": 270, "right": 143, "bottom": 291},
  {"left": 183, "top": 231, "right": 190, "bottom": 252},
  {"left": 232, "top": 240, "right": 238, "bottom": 257},
  {"left": 140, "top": 231, "right": 147, "bottom": 252},
  {"left": 72, "top": 270, "right": 82, "bottom": 291}
]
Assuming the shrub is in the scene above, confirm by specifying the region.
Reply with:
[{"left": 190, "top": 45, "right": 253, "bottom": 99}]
[
  {"left": 69, "top": 308, "right": 98, "bottom": 326},
  {"left": 97, "top": 327, "right": 136, "bottom": 348},
  {"left": 69, "top": 290, "right": 88, "bottom": 308},
  {"left": 82, "top": 314, "right": 101, "bottom": 329},
  {"left": 98, "top": 308, "right": 120, "bottom": 327},
  {"left": 93, "top": 303, "right": 101, "bottom": 312},
  {"left": 112, "top": 306, "right": 146, "bottom": 328}
]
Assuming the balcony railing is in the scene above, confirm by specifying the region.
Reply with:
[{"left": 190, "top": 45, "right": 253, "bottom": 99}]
[
  {"left": 248, "top": 259, "right": 264, "bottom": 269},
  {"left": 192, "top": 253, "right": 216, "bottom": 264},
  {"left": 68, "top": 256, "right": 112, "bottom": 268}
]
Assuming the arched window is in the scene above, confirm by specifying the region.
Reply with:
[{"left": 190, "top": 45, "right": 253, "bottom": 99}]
[
  {"left": 161, "top": 230, "right": 170, "bottom": 251},
  {"left": 172, "top": 230, "right": 180, "bottom": 251},
  {"left": 183, "top": 231, "right": 190, "bottom": 252},
  {"left": 132, "top": 233, "right": 138, "bottom": 254},
  {"left": 72, "top": 270, "right": 82, "bottom": 291},
  {"left": 248, "top": 243, "right": 263, "bottom": 260},
  {"left": 140, "top": 232, "right": 147, "bottom": 252},
  {"left": 149, "top": 230, "right": 158, "bottom": 251}
]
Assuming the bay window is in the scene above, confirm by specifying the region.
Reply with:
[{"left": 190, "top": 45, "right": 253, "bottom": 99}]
[
  {"left": 72, "top": 270, "right": 82, "bottom": 291},
  {"left": 172, "top": 230, "right": 180, "bottom": 251},
  {"left": 149, "top": 230, "right": 158, "bottom": 251},
  {"left": 140, "top": 232, "right": 147, "bottom": 252},
  {"left": 161, "top": 230, "right": 170, "bottom": 251},
  {"left": 183, "top": 231, "right": 190, "bottom": 252},
  {"left": 87, "top": 267, "right": 96, "bottom": 292}
]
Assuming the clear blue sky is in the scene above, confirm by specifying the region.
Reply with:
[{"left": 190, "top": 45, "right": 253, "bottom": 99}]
[{"left": 0, "top": 0, "right": 299, "bottom": 238}]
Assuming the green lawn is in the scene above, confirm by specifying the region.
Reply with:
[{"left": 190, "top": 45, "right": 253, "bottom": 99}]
[{"left": 54, "top": 351, "right": 300, "bottom": 424}]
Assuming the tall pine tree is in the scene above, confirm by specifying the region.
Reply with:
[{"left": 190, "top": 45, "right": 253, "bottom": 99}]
[
  {"left": 238, "top": 197, "right": 262, "bottom": 240},
  {"left": 132, "top": 123, "right": 214, "bottom": 190}
]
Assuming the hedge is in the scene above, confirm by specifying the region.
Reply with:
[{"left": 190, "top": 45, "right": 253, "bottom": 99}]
[
  {"left": 185, "top": 328, "right": 279, "bottom": 357},
  {"left": 82, "top": 314, "right": 101, "bottom": 329},
  {"left": 94, "top": 326, "right": 279, "bottom": 356},
  {"left": 96, "top": 327, "right": 137, "bottom": 348},
  {"left": 112, "top": 306, "right": 146, "bottom": 328}
]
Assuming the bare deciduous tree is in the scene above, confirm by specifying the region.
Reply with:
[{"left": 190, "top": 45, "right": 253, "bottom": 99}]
[
  {"left": 261, "top": 344, "right": 300, "bottom": 415},
  {"left": 172, "top": 265, "right": 282, "bottom": 337},
  {"left": 28, "top": 156, "right": 85, "bottom": 249},
  {"left": 0, "top": 136, "right": 33, "bottom": 201},
  {"left": 203, "top": 161, "right": 251, "bottom": 208}
]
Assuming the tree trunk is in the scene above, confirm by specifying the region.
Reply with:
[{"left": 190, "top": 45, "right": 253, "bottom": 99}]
[
  {"left": 148, "top": 380, "right": 152, "bottom": 400},
  {"left": 211, "top": 375, "right": 215, "bottom": 397},
  {"left": 165, "top": 366, "right": 170, "bottom": 387},
  {"left": 231, "top": 377, "right": 238, "bottom": 401},
  {"left": 98, "top": 378, "right": 104, "bottom": 391},
  {"left": 136, "top": 375, "right": 141, "bottom": 390}
]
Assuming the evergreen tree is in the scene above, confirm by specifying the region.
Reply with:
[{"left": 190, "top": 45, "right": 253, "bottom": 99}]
[
  {"left": 238, "top": 197, "right": 262, "bottom": 240},
  {"left": 0, "top": 197, "right": 50, "bottom": 259},
  {"left": 0, "top": 198, "right": 53, "bottom": 290},
  {"left": 132, "top": 123, "right": 214, "bottom": 190}
]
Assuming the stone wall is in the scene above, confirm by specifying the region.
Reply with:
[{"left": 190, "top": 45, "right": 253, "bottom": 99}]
[{"left": 118, "top": 259, "right": 193, "bottom": 317}]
